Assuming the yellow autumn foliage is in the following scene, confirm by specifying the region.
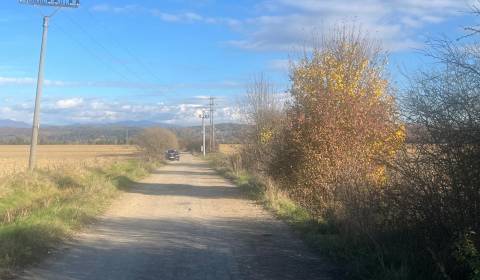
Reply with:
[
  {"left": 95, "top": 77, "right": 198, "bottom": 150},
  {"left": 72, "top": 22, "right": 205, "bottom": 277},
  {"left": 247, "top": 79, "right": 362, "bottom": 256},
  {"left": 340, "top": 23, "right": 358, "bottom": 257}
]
[
  {"left": 260, "top": 128, "right": 274, "bottom": 145},
  {"left": 269, "top": 30, "right": 405, "bottom": 217}
]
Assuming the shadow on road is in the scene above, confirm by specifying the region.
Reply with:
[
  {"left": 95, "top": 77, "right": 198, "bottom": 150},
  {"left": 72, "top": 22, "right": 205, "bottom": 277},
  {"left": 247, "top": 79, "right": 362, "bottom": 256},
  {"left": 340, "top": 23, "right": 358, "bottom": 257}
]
[
  {"left": 150, "top": 169, "right": 217, "bottom": 177},
  {"left": 127, "top": 182, "right": 240, "bottom": 199},
  {"left": 21, "top": 216, "right": 333, "bottom": 280}
]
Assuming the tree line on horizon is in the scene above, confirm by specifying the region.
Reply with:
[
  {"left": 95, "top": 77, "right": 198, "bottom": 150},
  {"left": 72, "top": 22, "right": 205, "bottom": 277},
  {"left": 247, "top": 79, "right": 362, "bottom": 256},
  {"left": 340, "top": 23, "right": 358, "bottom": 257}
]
[{"left": 0, "top": 123, "right": 249, "bottom": 146}]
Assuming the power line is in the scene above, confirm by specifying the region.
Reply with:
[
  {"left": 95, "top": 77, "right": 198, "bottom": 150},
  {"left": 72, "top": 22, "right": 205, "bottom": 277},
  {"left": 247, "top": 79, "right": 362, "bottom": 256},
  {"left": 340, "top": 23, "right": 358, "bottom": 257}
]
[
  {"left": 84, "top": 9, "right": 164, "bottom": 84},
  {"left": 62, "top": 12, "right": 147, "bottom": 83},
  {"left": 50, "top": 20, "right": 134, "bottom": 83},
  {"left": 31, "top": 7, "right": 133, "bottom": 83}
]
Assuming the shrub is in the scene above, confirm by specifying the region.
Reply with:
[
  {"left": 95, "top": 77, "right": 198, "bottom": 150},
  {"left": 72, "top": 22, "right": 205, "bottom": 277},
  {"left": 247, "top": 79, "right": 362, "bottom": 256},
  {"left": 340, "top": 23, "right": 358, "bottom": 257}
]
[
  {"left": 134, "top": 127, "right": 178, "bottom": 160},
  {"left": 239, "top": 74, "right": 284, "bottom": 173},
  {"left": 269, "top": 27, "right": 404, "bottom": 223},
  {"left": 385, "top": 37, "right": 480, "bottom": 278}
]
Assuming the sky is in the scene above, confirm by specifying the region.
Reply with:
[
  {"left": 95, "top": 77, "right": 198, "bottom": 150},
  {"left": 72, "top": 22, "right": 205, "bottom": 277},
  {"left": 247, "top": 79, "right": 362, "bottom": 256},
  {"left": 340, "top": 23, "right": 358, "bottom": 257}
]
[{"left": 0, "top": 0, "right": 477, "bottom": 126}]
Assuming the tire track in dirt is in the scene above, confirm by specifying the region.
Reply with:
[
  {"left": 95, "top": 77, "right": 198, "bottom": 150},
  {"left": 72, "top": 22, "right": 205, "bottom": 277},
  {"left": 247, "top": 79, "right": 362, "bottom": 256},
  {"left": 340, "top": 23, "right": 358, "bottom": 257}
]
[{"left": 17, "top": 154, "right": 335, "bottom": 280}]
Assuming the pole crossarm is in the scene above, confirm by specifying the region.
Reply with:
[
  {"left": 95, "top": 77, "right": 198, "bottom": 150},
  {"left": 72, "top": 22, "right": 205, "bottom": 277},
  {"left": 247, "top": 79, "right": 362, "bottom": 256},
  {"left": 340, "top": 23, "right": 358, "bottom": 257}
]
[{"left": 19, "top": 0, "right": 79, "bottom": 8}]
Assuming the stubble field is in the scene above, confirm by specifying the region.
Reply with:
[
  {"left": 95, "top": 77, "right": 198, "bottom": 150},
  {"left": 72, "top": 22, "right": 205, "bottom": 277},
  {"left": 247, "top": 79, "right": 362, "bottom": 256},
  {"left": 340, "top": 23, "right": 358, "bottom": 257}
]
[{"left": 0, "top": 145, "right": 139, "bottom": 178}]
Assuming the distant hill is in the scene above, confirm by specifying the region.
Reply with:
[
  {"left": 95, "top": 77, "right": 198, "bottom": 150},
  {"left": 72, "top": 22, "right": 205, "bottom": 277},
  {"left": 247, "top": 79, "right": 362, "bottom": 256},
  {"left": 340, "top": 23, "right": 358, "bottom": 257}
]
[
  {"left": 0, "top": 119, "right": 30, "bottom": 128},
  {"left": 173, "top": 123, "right": 250, "bottom": 144},
  {"left": 80, "top": 120, "right": 169, "bottom": 128},
  {"left": 0, "top": 122, "right": 250, "bottom": 145},
  {"left": 0, "top": 126, "right": 142, "bottom": 145},
  {"left": 108, "top": 120, "right": 160, "bottom": 127}
]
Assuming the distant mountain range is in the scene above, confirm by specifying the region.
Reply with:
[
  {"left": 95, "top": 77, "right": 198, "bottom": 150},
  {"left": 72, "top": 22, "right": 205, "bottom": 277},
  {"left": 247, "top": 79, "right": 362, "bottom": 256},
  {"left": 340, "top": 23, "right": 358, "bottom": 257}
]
[{"left": 0, "top": 119, "right": 30, "bottom": 128}]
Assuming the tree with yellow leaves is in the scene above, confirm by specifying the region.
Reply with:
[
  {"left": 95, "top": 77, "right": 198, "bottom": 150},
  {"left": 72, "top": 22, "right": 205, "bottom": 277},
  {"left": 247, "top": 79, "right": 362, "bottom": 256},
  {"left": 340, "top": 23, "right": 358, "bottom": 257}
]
[{"left": 269, "top": 27, "right": 405, "bottom": 221}]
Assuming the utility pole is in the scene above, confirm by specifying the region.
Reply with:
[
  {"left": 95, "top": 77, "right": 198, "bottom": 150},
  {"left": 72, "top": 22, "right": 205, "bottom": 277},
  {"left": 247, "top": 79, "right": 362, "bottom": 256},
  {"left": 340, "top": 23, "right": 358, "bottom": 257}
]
[
  {"left": 28, "top": 15, "right": 48, "bottom": 171},
  {"left": 203, "top": 113, "right": 207, "bottom": 157},
  {"left": 209, "top": 96, "right": 216, "bottom": 152},
  {"left": 19, "top": 0, "right": 80, "bottom": 171},
  {"left": 199, "top": 110, "right": 209, "bottom": 157}
]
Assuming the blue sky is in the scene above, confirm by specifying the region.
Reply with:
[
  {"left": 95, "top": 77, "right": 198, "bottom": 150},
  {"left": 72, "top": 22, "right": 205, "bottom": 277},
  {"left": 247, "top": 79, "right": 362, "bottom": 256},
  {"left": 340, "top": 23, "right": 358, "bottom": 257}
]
[{"left": 0, "top": 0, "right": 477, "bottom": 125}]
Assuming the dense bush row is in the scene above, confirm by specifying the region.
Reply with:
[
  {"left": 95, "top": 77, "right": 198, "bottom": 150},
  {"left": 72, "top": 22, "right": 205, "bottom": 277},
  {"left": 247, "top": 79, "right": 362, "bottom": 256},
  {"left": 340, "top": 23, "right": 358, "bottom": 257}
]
[{"left": 236, "top": 27, "right": 480, "bottom": 279}]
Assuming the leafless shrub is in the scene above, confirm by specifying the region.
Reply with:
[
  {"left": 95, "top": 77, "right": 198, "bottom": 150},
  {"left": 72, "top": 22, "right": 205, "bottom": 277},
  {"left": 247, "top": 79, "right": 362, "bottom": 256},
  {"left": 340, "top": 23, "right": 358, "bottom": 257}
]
[
  {"left": 239, "top": 74, "right": 285, "bottom": 173},
  {"left": 386, "top": 37, "right": 480, "bottom": 278}
]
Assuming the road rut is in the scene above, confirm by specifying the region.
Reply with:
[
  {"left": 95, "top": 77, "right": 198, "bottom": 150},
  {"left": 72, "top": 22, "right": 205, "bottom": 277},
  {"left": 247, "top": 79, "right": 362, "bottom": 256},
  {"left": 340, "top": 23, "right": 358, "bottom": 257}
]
[{"left": 18, "top": 154, "right": 334, "bottom": 280}]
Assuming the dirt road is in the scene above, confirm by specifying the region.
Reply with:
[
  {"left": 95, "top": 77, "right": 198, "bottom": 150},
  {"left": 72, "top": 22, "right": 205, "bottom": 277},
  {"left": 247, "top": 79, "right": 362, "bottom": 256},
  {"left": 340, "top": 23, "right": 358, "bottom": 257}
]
[{"left": 18, "top": 154, "right": 334, "bottom": 280}]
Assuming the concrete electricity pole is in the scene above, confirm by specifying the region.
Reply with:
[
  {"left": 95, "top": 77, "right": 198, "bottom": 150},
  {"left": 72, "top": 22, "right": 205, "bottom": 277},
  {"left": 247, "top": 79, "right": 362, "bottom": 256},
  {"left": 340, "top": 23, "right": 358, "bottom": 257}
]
[
  {"left": 29, "top": 15, "right": 49, "bottom": 171},
  {"left": 199, "top": 110, "right": 209, "bottom": 157},
  {"left": 19, "top": 0, "right": 80, "bottom": 171},
  {"left": 209, "top": 97, "right": 216, "bottom": 152}
]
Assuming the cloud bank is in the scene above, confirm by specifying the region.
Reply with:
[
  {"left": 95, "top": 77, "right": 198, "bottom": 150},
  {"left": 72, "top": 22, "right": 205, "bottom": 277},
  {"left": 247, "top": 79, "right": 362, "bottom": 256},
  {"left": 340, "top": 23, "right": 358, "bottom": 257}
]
[{"left": 92, "top": 0, "right": 473, "bottom": 52}]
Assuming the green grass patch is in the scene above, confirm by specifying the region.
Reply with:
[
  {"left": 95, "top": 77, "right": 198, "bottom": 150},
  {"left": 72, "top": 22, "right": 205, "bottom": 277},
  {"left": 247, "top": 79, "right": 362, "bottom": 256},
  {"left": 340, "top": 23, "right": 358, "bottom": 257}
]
[{"left": 0, "top": 159, "right": 160, "bottom": 276}]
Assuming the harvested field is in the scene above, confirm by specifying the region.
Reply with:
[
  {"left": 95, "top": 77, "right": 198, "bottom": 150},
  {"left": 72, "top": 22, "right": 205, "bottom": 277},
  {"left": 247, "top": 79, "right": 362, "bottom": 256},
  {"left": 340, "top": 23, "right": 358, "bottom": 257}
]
[
  {"left": 0, "top": 145, "right": 139, "bottom": 178},
  {"left": 218, "top": 144, "right": 243, "bottom": 155}
]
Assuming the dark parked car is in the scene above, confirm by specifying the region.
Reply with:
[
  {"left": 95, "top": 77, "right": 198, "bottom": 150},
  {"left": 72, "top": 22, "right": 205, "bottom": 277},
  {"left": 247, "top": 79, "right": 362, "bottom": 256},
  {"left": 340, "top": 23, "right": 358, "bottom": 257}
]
[{"left": 165, "top": 149, "right": 180, "bottom": 161}]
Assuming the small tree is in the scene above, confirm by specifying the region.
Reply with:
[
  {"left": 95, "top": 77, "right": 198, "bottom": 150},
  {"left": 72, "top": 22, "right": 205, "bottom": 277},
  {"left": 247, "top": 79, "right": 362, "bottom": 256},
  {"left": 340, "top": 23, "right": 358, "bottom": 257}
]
[
  {"left": 240, "top": 74, "right": 284, "bottom": 173},
  {"left": 134, "top": 127, "right": 178, "bottom": 161}
]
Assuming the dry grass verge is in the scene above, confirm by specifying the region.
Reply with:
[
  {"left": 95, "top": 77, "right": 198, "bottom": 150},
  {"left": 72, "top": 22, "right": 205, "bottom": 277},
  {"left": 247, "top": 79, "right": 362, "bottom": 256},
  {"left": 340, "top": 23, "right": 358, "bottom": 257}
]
[{"left": 0, "top": 159, "right": 159, "bottom": 277}]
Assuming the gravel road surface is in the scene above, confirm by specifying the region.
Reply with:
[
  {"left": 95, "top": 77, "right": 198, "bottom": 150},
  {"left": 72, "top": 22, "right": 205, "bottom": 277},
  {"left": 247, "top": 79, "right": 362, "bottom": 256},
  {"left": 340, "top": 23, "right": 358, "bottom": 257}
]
[{"left": 17, "top": 154, "right": 335, "bottom": 280}]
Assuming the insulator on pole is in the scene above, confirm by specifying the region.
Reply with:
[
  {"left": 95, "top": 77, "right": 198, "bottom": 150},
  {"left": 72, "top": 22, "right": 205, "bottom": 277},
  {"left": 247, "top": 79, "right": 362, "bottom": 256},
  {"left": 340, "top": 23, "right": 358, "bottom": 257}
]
[{"left": 19, "top": 0, "right": 80, "bottom": 8}]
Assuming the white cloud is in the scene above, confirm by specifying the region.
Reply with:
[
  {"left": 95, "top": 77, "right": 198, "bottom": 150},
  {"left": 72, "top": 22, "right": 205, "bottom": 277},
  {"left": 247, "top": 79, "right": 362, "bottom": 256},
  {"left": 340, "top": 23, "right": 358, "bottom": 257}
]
[
  {"left": 193, "top": 95, "right": 211, "bottom": 100},
  {"left": 0, "top": 76, "right": 83, "bottom": 87},
  {"left": 150, "top": 10, "right": 203, "bottom": 23},
  {"left": 0, "top": 106, "right": 32, "bottom": 122},
  {"left": 0, "top": 76, "right": 244, "bottom": 92},
  {"left": 55, "top": 98, "right": 84, "bottom": 109},
  {"left": 90, "top": 4, "right": 110, "bottom": 12},
  {"left": 178, "top": 103, "right": 203, "bottom": 113},
  {"left": 155, "top": 12, "right": 181, "bottom": 22},
  {"left": 150, "top": 9, "right": 240, "bottom": 26},
  {"left": 89, "top": 101, "right": 106, "bottom": 110},
  {"left": 0, "top": 107, "right": 13, "bottom": 114},
  {"left": 0, "top": 76, "right": 78, "bottom": 87},
  {"left": 87, "top": 1, "right": 473, "bottom": 52},
  {"left": 0, "top": 76, "right": 35, "bottom": 86},
  {"left": 1, "top": 95, "right": 240, "bottom": 125},
  {"left": 91, "top": 4, "right": 140, "bottom": 13},
  {"left": 229, "top": 0, "right": 474, "bottom": 52},
  {"left": 268, "top": 59, "right": 291, "bottom": 72},
  {"left": 92, "top": 4, "right": 241, "bottom": 26}
]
